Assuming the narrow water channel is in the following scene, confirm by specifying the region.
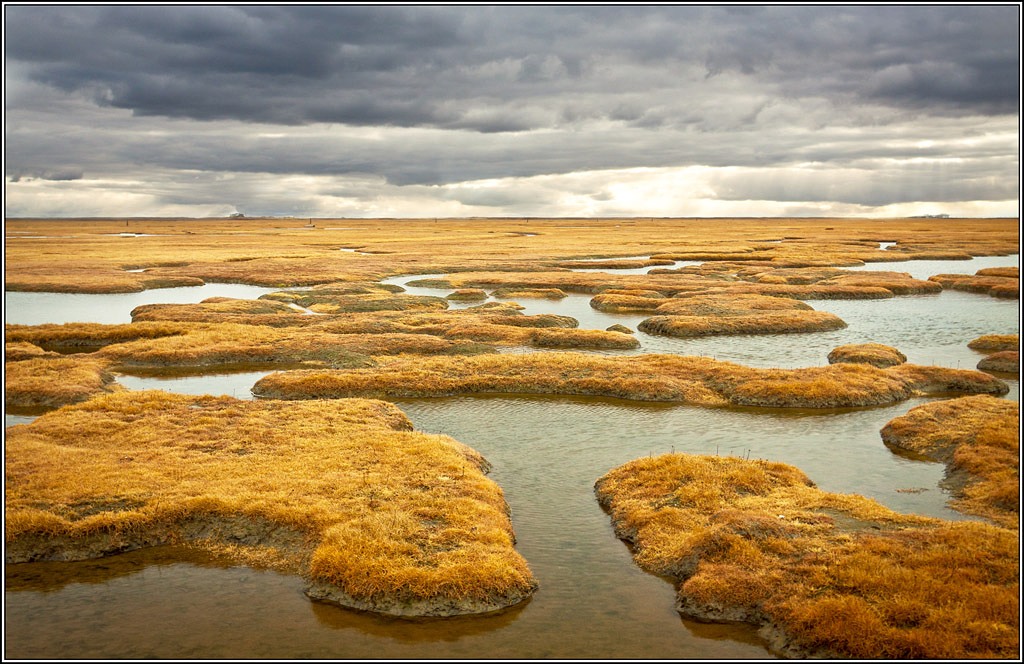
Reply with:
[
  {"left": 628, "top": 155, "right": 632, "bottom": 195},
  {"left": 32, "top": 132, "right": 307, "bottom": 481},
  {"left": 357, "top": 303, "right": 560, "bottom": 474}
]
[{"left": 4, "top": 253, "right": 1019, "bottom": 658}]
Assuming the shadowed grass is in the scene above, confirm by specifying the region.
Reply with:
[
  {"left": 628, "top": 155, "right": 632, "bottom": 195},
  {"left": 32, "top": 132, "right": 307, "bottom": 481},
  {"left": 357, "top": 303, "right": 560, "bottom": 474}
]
[
  {"left": 4, "top": 392, "right": 537, "bottom": 616},
  {"left": 5, "top": 341, "right": 59, "bottom": 362},
  {"left": 595, "top": 453, "right": 1018, "bottom": 659},
  {"left": 977, "top": 351, "right": 1019, "bottom": 373}
]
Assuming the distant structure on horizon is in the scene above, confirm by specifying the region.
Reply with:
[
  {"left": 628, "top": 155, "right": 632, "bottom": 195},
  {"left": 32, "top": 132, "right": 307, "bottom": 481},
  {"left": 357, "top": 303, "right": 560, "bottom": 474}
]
[
  {"left": 910, "top": 213, "right": 950, "bottom": 219},
  {"left": 229, "top": 212, "right": 245, "bottom": 218}
]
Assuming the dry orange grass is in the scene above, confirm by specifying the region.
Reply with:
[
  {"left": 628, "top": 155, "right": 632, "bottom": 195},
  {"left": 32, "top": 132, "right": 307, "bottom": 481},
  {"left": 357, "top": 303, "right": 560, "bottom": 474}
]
[
  {"left": 446, "top": 288, "right": 488, "bottom": 302},
  {"left": 491, "top": 287, "right": 568, "bottom": 300},
  {"left": 5, "top": 356, "right": 122, "bottom": 409},
  {"left": 92, "top": 323, "right": 493, "bottom": 369},
  {"left": 252, "top": 352, "right": 1007, "bottom": 408},
  {"left": 968, "top": 334, "right": 1019, "bottom": 352},
  {"left": 5, "top": 341, "right": 59, "bottom": 362},
  {"left": 929, "top": 271, "right": 1019, "bottom": 299},
  {"left": 4, "top": 391, "right": 537, "bottom": 616},
  {"left": 636, "top": 293, "right": 847, "bottom": 338},
  {"left": 554, "top": 258, "right": 675, "bottom": 270},
  {"left": 638, "top": 311, "right": 846, "bottom": 338},
  {"left": 977, "top": 350, "right": 1019, "bottom": 373},
  {"left": 6, "top": 217, "right": 1017, "bottom": 294},
  {"left": 827, "top": 343, "right": 908, "bottom": 368},
  {"left": 881, "top": 395, "right": 1019, "bottom": 527},
  {"left": 130, "top": 298, "right": 317, "bottom": 327},
  {"left": 589, "top": 293, "right": 667, "bottom": 313},
  {"left": 5, "top": 321, "right": 194, "bottom": 349},
  {"left": 594, "top": 453, "right": 1019, "bottom": 659}
]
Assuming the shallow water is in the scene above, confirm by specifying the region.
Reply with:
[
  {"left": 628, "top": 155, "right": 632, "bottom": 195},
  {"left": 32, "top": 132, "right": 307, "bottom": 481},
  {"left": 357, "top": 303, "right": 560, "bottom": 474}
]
[
  {"left": 4, "top": 252, "right": 1020, "bottom": 659},
  {"left": 5, "top": 283, "right": 282, "bottom": 326}
]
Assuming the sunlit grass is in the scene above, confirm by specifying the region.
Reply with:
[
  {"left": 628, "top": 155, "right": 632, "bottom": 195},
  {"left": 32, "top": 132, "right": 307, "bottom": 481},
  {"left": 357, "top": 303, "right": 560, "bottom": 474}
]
[
  {"left": 595, "top": 453, "right": 1018, "bottom": 658},
  {"left": 6, "top": 217, "right": 1016, "bottom": 294},
  {"left": 5, "top": 356, "right": 122, "bottom": 409},
  {"left": 968, "top": 333, "right": 1018, "bottom": 352},
  {"left": 252, "top": 352, "right": 1007, "bottom": 408},
  {"left": 881, "top": 395, "right": 1019, "bottom": 527},
  {"left": 827, "top": 343, "right": 907, "bottom": 368},
  {"left": 4, "top": 391, "right": 537, "bottom": 616}
]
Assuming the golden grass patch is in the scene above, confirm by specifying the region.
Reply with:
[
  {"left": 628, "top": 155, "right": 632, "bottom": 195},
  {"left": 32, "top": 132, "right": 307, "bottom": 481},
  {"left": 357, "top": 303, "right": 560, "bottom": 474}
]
[
  {"left": 491, "top": 287, "right": 568, "bottom": 300},
  {"left": 594, "top": 453, "right": 1019, "bottom": 659},
  {"left": 252, "top": 353, "right": 1007, "bottom": 408},
  {"left": 638, "top": 311, "right": 846, "bottom": 338},
  {"left": 5, "top": 321, "right": 194, "bottom": 349},
  {"left": 93, "top": 323, "right": 495, "bottom": 370},
  {"left": 929, "top": 272, "right": 1019, "bottom": 299},
  {"left": 5, "top": 356, "right": 121, "bottom": 410},
  {"left": 4, "top": 392, "right": 537, "bottom": 616},
  {"left": 6, "top": 217, "right": 1017, "bottom": 294},
  {"left": 446, "top": 288, "right": 488, "bottom": 302},
  {"left": 880, "top": 395, "right": 1019, "bottom": 527},
  {"left": 968, "top": 333, "right": 1019, "bottom": 352},
  {"left": 827, "top": 343, "right": 908, "bottom": 368},
  {"left": 589, "top": 293, "right": 666, "bottom": 313}
]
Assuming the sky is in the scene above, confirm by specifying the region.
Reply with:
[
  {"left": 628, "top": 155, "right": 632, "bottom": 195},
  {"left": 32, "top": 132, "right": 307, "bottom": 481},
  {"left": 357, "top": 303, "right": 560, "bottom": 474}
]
[{"left": 3, "top": 4, "right": 1021, "bottom": 219}]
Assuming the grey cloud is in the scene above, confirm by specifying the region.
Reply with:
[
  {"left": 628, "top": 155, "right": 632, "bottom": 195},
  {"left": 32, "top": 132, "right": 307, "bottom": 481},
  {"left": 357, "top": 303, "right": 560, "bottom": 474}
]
[
  {"left": 707, "top": 162, "right": 1019, "bottom": 207},
  {"left": 7, "top": 167, "right": 84, "bottom": 182},
  {"left": 5, "top": 5, "right": 1018, "bottom": 134}
]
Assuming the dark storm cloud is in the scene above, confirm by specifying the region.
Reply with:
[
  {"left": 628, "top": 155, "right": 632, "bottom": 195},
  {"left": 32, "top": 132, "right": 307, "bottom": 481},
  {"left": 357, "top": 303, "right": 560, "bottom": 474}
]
[{"left": 5, "top": 5, "right": 1018, "bottom": 132}]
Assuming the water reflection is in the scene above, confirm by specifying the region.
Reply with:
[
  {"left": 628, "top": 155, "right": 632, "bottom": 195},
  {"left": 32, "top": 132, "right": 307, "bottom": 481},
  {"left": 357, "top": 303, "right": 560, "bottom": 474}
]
[{"left": 5, "top": 283, "right": 282, "bottom": 326}]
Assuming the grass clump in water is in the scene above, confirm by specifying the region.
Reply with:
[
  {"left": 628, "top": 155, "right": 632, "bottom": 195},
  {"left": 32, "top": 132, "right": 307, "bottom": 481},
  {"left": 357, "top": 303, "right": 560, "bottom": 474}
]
[
  {"left": 637, "top": 293, "right": 847, "bottom": 338},
  {"left": 968, "top": 333, "right": 1019, "bottom": 352},
  {"left": 446, "top": 289, "right": 488, "bottom": 302},
  {"left": 977, "top": 350, "right": 1019, "bottom": 373},
  {"left": 594, "top": 453, "right": 1019, "bottom": 659},
  {"left": 929, "top": 269, "right": 1019, "bottom": 299},
  {"left": 252, "top": 353, "right": 1007, "bottom": 408},
  {"left": 4, "top": 391, "right": 537, "bottom": 617},
  {"left": 827, "top": 343, "right": 907, "bottom": 368}
]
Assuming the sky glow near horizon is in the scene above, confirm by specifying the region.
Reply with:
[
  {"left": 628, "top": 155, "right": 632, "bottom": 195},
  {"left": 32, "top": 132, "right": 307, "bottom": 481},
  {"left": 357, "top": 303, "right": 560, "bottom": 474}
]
[{"left": 3, "top": 5, "right": 1021, "bottom": 219}]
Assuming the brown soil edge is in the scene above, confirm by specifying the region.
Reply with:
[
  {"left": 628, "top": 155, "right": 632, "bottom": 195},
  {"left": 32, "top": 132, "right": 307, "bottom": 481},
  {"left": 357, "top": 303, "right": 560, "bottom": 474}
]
[
  {"left": 5, "top": 512, "right": 535, "bottom": 618},
  {"left": 305, "top": 580, "right": 536, "bottom": 618}
]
